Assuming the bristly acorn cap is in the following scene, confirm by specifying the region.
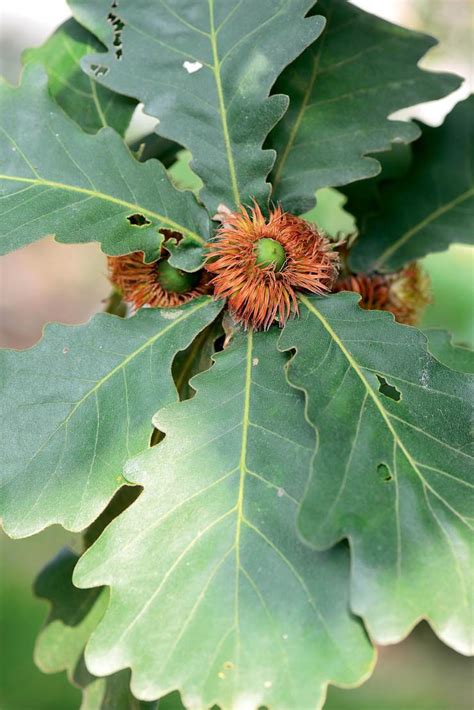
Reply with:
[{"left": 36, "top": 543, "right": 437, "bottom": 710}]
[
  {"left": 108, "top": 251, "right": 208, "bottom": 310},
  {"left": 334, "top": 263, "right": 431, "bottom": 325},
  {"left": 205, "top": 203, "right": 339, "bottom": 330}
]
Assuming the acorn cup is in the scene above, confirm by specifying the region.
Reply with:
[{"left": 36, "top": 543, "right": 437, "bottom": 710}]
[
  {"left": 107, "top": 249, "right": 209, "bottom": 311},
  {"left": 333, "top": 262, "right": 431, "bottom": 325},
  {"left": 205, "top": 203, "right": 340, "bottom": 330}
]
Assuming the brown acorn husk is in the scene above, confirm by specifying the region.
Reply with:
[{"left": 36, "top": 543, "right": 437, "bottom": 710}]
[
  {"left": 333, "top": 262, "right": 431, "bottom": 325},
  {"left": 107, "top": 251, "right": 209, "bottom": 311},
  {"left": 205, "top": 203, "right": 339, "bottom": 330}
]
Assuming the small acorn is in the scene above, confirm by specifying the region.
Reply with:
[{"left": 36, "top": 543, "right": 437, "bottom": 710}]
[
  {"left": 333, "top": 262, "right": 431, "bottom": 325},
  {"left": 107, "top": 250, "right": 208, "bottom": 310},
  {"left": 205, "top": 203, "right": 339, "bottom": 330}
]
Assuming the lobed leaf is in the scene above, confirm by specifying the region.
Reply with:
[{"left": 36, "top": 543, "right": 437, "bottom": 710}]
[
  {"left": 350, "top": 96, "right": 474, "bottom": 271},
  {"left": 0, "top": 298, "right": 222, "bottom": 537},
  {"left": 34, "top": 548, "right": 157, "bottom": 709},
  {"left": 23, "top": 18, "right": 136, "bottom": 135},
  {"left": 68, "top": 0, "right": 324, "bottom": 214},
  {"left": 280, "top": 293, "right": 474, "bottom": 654},
  {"left": 74, "top": 330, "right": 375, "bottom": 710},
  {"left": 0, "top": 64, "right": 209, "bottom": 261},
  {"left": 338, "top": 141, "right": 414, "bottom": 234},
  {"left": 423, "top": 329, "right": 474, "bottom": 374},
  {"left": 268, "top": 0, "right": 461, "bottom": 214},
  {"left": 130, "top": 133, "right": 181, "bottom": 169},
  {"left": 172, "top": 318, "right": 223, "bottom": 402}
]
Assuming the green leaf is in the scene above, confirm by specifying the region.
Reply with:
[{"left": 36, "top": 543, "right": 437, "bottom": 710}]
[
  {"left": 339, "top": 141, "right": 414, "bottom": 233},
  {"left": 68, "top": 0, "right": 324, "bottom": 213},
  {"left": 74, "top": 330, "right": 374, "bottom": 708},
  {"left": 423, "top": 329, "right": 474, "bottom": 373},
  {"left": 279, "top": 293, "right": 474, "bottom": 654},
  {"left": 0, "top": 64, "right": 209, "bottom": 260},
  {"left": 268, "top": 0, "right": 461, "bottom": 213},
  {"left": 130, "top": 133, "right": 181, "bottom": 169},
  {"left": 350, "top": 96, "right": 474, "bottom": 271},
  {"left": 0, "top": 297, "right": 222, "bottom": 538},
  {"left": 34, "top": 548, "right": 157, "bottom": 709},
  {"left": 172, "top": 318, "right": 223, "bottom": 402},
  {"left": 23, "top": 18, "right": 136, "bottom": 135}
]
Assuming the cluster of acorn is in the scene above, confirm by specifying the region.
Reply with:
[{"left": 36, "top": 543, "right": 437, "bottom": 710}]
[{"left": 108, "top": 204, "right": 430, "bottom": 329}]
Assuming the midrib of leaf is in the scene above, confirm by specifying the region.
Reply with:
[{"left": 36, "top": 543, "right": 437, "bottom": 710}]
[
  {"left": 373, "top": 186, "right": 474, "bottom": 269},
  {"left": 89, "top": 78, "right": 108, "bottom": 128},
  {"left": 271, "top": 9, "right": 331, "bottom": 191},
  {"left": 234, "top": 329, "right": 253, "bottom": 670},
  {"left": 45, "top": 68, "right": 91, "bottom": 98},
  {"left": 0, "top": 174, "right": 205, "bottom": 244},
  {"left": 26, "top": 300, "right": 211, "bottom": 467},
  {"left": 231, "top": 332, "right": 343, "bottom": 676},
  {"left": 208, "top": 0, "right": 240, "bottom": 206},
  {"left": 299, "top": 295, "right": 473, "bottom": 530}
]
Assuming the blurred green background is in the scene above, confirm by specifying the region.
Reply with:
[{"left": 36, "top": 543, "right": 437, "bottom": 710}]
[{"left": 1, "top": 0, "right": 473, "bottom": 708}]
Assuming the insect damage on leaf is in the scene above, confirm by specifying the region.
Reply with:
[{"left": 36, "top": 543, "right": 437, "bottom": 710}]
[
  {"left": 377, "top": 463, "right": 393, "bottom": 482},
  {"left": 280, "top": 293, "right": 474, "bottom": 654},
  {"left": 90, "top": 63, "right": 109, "bottom": 77},
  {"left": 107, "top": 4, "right": 124, "bottom": 60},
  {"left": 69, "top": 0, "right": 325, "bottom": 213},
  {"left": 376, "top": 375, "right": 401, "bottom": 402},
  {"left": 22, "top": 17, "right": 136, "bottom": 135},
  {"left": 0, "top": 64, "right": 210, "bottom": 261},
  {"left": 127, "top": 213, "right": 151, "bottom": 227}
]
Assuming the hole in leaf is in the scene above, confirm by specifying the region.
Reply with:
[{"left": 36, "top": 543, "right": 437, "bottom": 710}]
[
  {"left": 127, "top": 213, "right": 151, "bottom": 227},
  {"left": 107, "top": 5, "right": 125, "bottom": 60},
  {"left": 377, "top": 463, "right": 393, "bottom": 482},
  {"left": 160, "top": 228, "right": 183, "bottom": 243},
  {"left": 376, "top": 375, "right": 401, "bottom": 402},
  {"left": 90, "top": 64, "right": 109, "bottom": 77}
]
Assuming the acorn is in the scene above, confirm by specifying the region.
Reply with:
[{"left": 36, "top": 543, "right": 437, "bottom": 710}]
[
  {"left": 333, "top": 262, "right": 431, "bottom": 325},
  {"left": 205, "top": 203, "right": 339, "bottom": 330},
  {"left": 107, "top": 250, "right": 208, "bottom": 310}
]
